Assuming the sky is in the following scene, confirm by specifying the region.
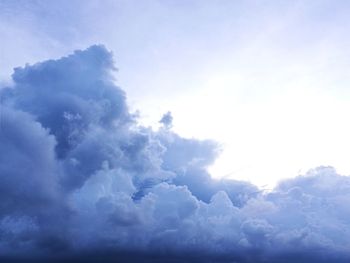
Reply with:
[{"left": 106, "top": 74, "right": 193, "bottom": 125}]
[
  {"left": 2, "top": 0, "right": 350, "bottom": 186},
  {"left": 2, "top": 1, "right": 350, "bottom": 262}
]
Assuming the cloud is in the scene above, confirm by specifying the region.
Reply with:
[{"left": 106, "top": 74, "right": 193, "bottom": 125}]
[
  {"left": 1, "top": 45, "right": 350, "bottom": 262},
  {"left": 159, "top": 111, "right": 173, "bottom": 129}
]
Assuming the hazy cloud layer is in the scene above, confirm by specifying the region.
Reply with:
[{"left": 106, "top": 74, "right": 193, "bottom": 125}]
[{"left": 1, "top": 46, "right": 350, "bottom": 262}]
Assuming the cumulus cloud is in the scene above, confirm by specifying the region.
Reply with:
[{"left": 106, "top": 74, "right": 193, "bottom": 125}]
[{"left": 1, "top": 45, "right": 350, "bottom": 262}]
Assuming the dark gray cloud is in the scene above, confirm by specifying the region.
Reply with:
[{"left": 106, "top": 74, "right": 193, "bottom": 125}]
[{"left": 1, "top": 45, "right": 350, "bottom": 262}]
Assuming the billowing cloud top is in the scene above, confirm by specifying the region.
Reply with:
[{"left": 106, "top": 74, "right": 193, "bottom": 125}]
[{"left": 1, "top": 45, "right": 350, "bottom": 262}]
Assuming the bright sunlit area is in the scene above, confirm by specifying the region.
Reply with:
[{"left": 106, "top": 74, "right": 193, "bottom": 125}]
[{"left": 132, "top": 20, "right": 350, "bottom": 187}]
